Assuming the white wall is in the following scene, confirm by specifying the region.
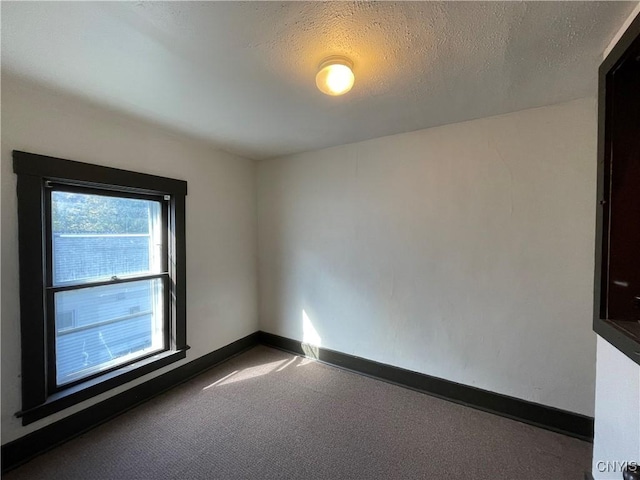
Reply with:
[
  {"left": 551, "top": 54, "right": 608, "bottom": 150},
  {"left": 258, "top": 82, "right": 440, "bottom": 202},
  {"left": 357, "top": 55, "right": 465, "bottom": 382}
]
[
  {"left": 258, "top": 97, "right": 597, "bottom": 416},
  {"left": 592, "top": 338, "right": 640, "bottom": 479},
  {"left": 592, "top": 4, "right": 640, "bottom": 479},
  {"left": 1, "top": 75, "right": 259, "bottom": 443}
]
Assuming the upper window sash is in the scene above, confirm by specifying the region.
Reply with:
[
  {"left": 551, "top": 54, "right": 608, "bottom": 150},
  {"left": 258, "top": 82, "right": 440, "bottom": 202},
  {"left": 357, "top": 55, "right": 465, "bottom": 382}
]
[{"left": 45, "top": 183, "right": 170, "bottom": 289}]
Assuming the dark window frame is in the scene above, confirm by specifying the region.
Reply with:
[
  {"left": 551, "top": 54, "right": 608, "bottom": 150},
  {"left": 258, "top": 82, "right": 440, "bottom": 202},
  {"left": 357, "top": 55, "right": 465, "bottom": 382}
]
[
  {"left": 13, "top": 151, "right": 189, "bottom": 425},
  {"left": 594, "top": 14, "right": 640, "bottom": 367}
]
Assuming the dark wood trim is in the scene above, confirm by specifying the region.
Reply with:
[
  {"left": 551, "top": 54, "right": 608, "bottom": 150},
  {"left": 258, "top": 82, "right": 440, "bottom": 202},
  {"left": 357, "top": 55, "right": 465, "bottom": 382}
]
[
  {"left": 258, "top": 331, "right": 595, "bottom": 442},
  {"left": 44, "top": 187, "right": 57, "bottom": 396},
  {"left": 12, "top": 150, "right": 191, "bottom": 422},
  {"left": 172, "top": 194, "right": 188, "bottom": 351},
  {"left": 16, "top": 174, "right": 48, "bottom": 410},
  {"left": 599, "top": 13, "right": 640, "bottom": 78},
  {"left": 1, "top": 330, "right": 593, "bottom": 473},
  {"left": 624, "top": 465, "right": 640, "bottom": 480},
  {"left": 594, "top": 17, "right": 610, "bottom": 326},
  {"left": 594, "top": 12, "right": 640, "bottom": 367},
  {"left": 594, "top": 320, "right": 640, "bottom": 364},
  {"left": 13, "top": 151, "right": 187, "bottom": 196},
  {"left": 19, "top": 350, "right": 187, "bottom": 425},
  {"left": 2, "top": 333, "right": 259, "bottom": 474}
]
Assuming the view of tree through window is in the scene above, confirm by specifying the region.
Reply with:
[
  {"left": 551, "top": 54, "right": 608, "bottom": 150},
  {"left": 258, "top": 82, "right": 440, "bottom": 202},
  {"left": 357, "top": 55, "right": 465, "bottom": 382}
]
[{"left": 52, "top": 192, "right": 151, "bottom": 234}]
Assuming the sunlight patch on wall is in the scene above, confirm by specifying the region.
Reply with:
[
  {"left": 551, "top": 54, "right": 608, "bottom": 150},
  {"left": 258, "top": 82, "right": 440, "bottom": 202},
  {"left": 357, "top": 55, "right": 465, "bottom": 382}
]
[{"left": 302, "top": 309, "right": 321, "bottom": 360}]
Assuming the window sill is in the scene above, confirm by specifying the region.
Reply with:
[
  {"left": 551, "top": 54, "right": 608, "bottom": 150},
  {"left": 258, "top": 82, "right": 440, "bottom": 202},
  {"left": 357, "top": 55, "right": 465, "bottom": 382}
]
[
  {"left": 18, "top": 348, "right": 188, "bottom": 425},
  {"left": 594, "top": 318, "right": 640, "bottom": 368}
]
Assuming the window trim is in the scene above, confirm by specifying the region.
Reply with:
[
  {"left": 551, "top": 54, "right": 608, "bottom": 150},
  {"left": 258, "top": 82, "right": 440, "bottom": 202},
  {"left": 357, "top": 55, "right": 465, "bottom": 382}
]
[
  {"left": 594, "top": 13, "right": 640, "bottom": 367},
  {"left": 13, "top": 150, "right": 189, "bottom": 425}
]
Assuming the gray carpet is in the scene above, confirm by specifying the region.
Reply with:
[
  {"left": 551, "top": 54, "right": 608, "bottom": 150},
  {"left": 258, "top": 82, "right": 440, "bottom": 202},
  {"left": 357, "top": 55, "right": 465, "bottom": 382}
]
[{"left": 5, "top": 346, "right": 591, "bottom": 479}]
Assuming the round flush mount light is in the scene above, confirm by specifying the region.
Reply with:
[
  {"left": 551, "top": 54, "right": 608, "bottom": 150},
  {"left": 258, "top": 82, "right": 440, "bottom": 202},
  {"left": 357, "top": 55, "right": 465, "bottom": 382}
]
[{"left": 315, "top": 56, "right": 355, "bottom": 96}]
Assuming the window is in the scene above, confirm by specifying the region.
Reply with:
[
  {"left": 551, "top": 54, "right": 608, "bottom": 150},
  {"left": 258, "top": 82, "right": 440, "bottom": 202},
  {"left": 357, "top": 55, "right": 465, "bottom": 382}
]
[
  {"left": 51, "top": 190, "right": 166, "bottom": 387},
  {"left": 594, "top": 14, "right": 640, "bottom": 367},
  {"left": 13, "top": 151, "right": 188, "bottom": 424}
]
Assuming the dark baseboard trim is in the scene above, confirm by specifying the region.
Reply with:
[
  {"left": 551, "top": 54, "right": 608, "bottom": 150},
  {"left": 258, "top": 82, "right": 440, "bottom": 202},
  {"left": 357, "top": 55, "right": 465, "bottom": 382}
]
[
  {"left": 2, "top": 329, "right": 594, "bottom": 473},
  {"left": 1, "top": 332, "right": 259, "bottom": 474},
  {"left": 258, "top": 331, "right": 594, "bottom": 442}
]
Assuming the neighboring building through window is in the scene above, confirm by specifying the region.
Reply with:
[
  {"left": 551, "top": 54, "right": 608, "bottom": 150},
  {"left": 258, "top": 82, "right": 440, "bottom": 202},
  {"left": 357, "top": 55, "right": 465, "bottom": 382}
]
[
  {"left": 51, "top": 191, "right": 165, "bottom": 387},
  {"left": 13, "top": 151, "right": 188, "bottom": 425}
]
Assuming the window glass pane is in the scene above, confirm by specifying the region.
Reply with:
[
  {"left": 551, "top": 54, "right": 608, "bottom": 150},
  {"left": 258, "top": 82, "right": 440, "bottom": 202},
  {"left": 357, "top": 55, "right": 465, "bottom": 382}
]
[
  {"left": 54, "top": 279, "right": 165, "bottom": 386},
  {"left": 51, "top": 191, "right": 163, "bottom": 286}
]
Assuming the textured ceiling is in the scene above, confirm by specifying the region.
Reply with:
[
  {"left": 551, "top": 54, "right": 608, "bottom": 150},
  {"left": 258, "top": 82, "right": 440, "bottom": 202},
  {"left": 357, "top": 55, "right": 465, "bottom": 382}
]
[{"left": 1, "top": 1, "right": 636, "bottom": 160}]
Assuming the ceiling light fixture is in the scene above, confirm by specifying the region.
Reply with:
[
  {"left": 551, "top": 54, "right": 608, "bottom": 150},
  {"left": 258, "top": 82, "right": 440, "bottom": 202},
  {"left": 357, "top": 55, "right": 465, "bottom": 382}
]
[{"left": 315, "top": 56, "right": 355, "bottom": 96}]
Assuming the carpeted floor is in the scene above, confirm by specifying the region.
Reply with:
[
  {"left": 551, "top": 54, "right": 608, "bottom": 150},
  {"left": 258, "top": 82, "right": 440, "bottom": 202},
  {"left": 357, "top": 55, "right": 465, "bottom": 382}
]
[{"left": 5, "top": 345, "right": 591, "bottom": 479}]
